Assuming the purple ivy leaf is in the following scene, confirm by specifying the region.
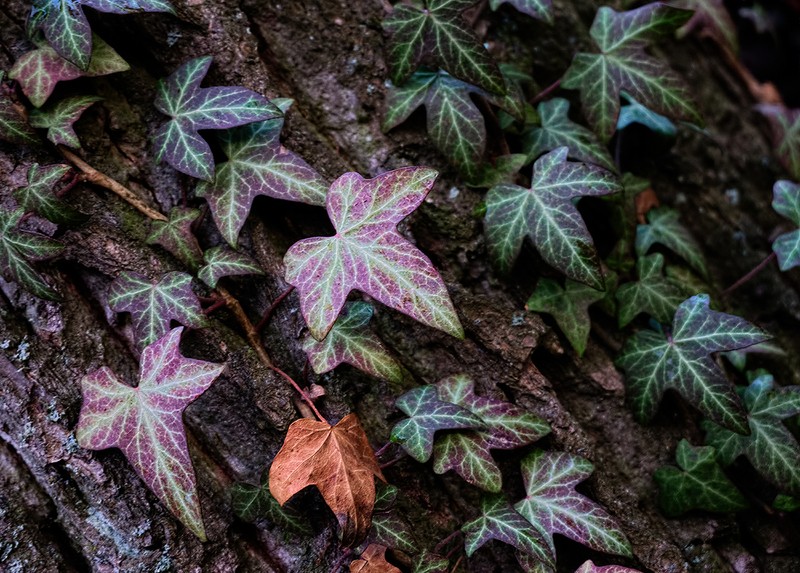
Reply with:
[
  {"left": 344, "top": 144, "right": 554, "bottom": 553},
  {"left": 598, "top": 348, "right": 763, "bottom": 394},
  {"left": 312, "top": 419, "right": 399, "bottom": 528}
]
[
  {"left": 561, "top": 3, "right": 700, "bottom": 141},
  {"left": 145, "top": 207, "right": 204, "bottom": 270},
  {"left": 462, "top": 494, "right": 555, "bottom": 572},
  {"left": 391, "top": 385, "right": 485, "bottom": 462},
  {"left": 27, "top": 0, "right": 173, "bottom": 70},
  {"left": 758, "top": 105, "right": 800, "bottom": 181},
  {"left": 484, "top": 147, "right": 620, "bottom": 288},
  {"left": 616, "top": 294, "right": 770, "bottom": 434},
  {"left": 197, "top": 246, "right": 264, "bottom": 289},
  {"left": 75, "top": 326, "right": 224, "bottom": 540},
  {"left": 108, "top": 271, "right": 209, "bottom": 349},
  {"left": 704, "top": 372, "right": 800, "bottom": 495},
  {"left": 433, "top": 432, "right": 504, "bottom": 492},
  {"left": 0, "top": 92, "right": 40, "bottom": 145},
  {"left": 302, "top": 302, "right": 404, "bottom": 383},
  {"left": 383, "top": 0, "right": 506, "bottom": 96},
  {"left": 9, "top": 35, "right": 129, "bottom": 108},
  {"left": 195, "top": 116, "right": 327, "bottom": 246},
  {"left": 29, "top": 95, "right": 102, "bottom": 148},
  {"left": 153, "top": 57, "right": 281, "bottom": 181},
  {"left": 574, "top": 561, "right": 643, "bottom": 573},
  {"left": 489, "top": 0, "right": 553, "bottom": 23},
  {"left": 14, "top": 163, "right": 86, "bottom": 225},
  {"left": 284, "top": 167, "right": 464, "bottom": 340},
  {"left": 770, "top": 180, "right": 800, "bottom": 271},
  {"left": 0, "top": 206, "right": 64, "bottom": 299},
  {"left": 514, "top": 450, "right": 632, "bottom": 557}
]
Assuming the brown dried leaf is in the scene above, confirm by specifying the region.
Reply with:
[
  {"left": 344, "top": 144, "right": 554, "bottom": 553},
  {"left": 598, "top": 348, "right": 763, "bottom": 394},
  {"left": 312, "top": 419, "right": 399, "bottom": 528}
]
[
  {"left": 269, "top": 413, "right": 385, "bottom": 546},
  {"left": 349, "top": 544, "right": 401, "bottom": 573}
]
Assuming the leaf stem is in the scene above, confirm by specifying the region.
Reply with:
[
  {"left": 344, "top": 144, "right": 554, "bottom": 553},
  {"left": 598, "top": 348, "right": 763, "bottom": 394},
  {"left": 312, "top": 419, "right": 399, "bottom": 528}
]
[
  {"left": 58, "top": 146, "right": 168, "bottom": 222},
  {"left": 255, "top": 285, "right": 296, "bottom": 332},
  {"left": 434, "top": 530, "right": 462, "bottom": 555},
  {"left": 531, "top": 78, "right": 562, "bottom": 105},
  {"left": 722, "top": 251, "right": 777, "bottom": 296},
  {"left": 202, "top": 297, "right": 228, "bottom": 316}
]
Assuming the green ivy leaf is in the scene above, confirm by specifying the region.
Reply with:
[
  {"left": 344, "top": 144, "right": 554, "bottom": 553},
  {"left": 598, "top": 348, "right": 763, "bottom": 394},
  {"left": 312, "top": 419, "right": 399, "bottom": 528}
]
[
  {"left": 522, "top": 98, "right": 616, "bottom": 172},
  {"left": 467, "top": 154, "right": 528, "bottom": 189},
  {"left": 526, "top": 277, "right": 607, "bottom": 356},
  {"left": 76, "top": 327, "right": 224, "bottom": 541},
  {"left": 383, "top": 0, "right": 505, "bottom": 95},
  {"left": 29, "top": 95, "right": 102, "bottom": 148},
  {"left": 616, "top": 294, "right": 769, "bottom": 433},
  {"left": 561, "top": 3, "right": 699, "bottom": 141},
  {"left": 636, "top": 207, "right": 708, "bottom": 278},
  {"left": 154, "top": 57, "right": 281, "bottom": 181},
  {"left": 489, "top": 0, "right": 553, "bottom": 23},
  {"left": 0, "top": 207, "right": 64, "bottom": 299},
  {"left": 771, "top": 180, "right": 800, "bottom": 271},
  {"left": 0, "top": 91, "right": 40, "bottom": 145},
  {"left": 654, "top": 439, "right": 747, "bottom": 516},
  {"left": 229, "top": 476, "right": 312, "bottom": 534},
  {"left": 146, "top": 207, "right": 204, "bottom": 270},
  {"left": 674, "top": 0, "right": 738, "bottom": 53},
  {"left": 412, "top": 552, "right": 449, "bottom": 573},
  {"left": 615, "top": 253, "right": 687, "bottom": 327},
  {"left": 9, "top": 35, "right": 129, "bottom": 108},
  {"left": 514, "top": 450, "right": 632, "bottom": 557},
  {"left": 14, "top": 163, "right": 86, "bottom": 225},
  {"left": 704, "top": 373, "right": 800, "bottom": 495},
  {"left": 27, "top": 0, "right": 173, "bottom": 70},
  {"left": 617, "top": 92, "right": 677, "bottom": 137},
  {"left": 302, "top": 302, "right": 403, "bottom": 383},
  {"left": 484, "top": 147, "right": 620, "bottom": 288},
  {"left": 773, "top": 494, "right": 800, "bottom": 512},
  {"left": 391, "top": 385, "right": 485, "bottom": 462},
  {"left": 369, "top": 512, "right": 417, "bottom": 554},
  {"left": 758, "top": 105, "right": 800, "bottom": 181},
  {"left": 284, "top": 167, "right": 463, "bottom": 340},
  {"left": 462, "top": 494, "right": 555, "bottom": 572},
  {"left": 196, "top": 116, "right": 327, "bottom": 247},
  {"left": 197, "top": 246, "right": 264, "bottom": 289},
  {"left": 108, "top": 271, "right": 209, "bottom": 349}
]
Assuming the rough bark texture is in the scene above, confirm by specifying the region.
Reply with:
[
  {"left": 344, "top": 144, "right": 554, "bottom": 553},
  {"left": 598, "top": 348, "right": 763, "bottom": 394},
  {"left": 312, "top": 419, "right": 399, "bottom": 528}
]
[{"left": 1, "top": 1, "right": 799, "bottom": 572}]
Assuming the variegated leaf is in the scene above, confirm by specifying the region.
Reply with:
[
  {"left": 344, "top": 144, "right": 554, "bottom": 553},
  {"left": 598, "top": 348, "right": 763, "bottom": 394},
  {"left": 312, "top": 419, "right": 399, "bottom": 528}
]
[
  {"left": 636, "top": 207, "right": 708, "bottom": 278},
  {"left": 575, "top": 561, "right": 644, "bottom": 573},
  {"left": 615, "top": 253, "right": 687, "bottom": 327},
  {"left": 489, "top": 0, "right": 553, "bottom": 23},
  {"left": 0, "top": 207, "right": 64, "bottom": 299},
  {"left": 514, "top": 450, "right": 632, "bottom": 557},
  {"left": 303, "top": 302, "right": 403, "bottom": 383},
  {"left": 146, "top": 207, "right": 203, "bottom": 270},
  {"left": 76, "top": 327, "right": 224, "bottom": 540},
  {"left": 617, "top": 294, "right": 769, "bottom": 433},
  {"left": 29, "top": 95, "right": 102, "bottom": 148},
  {"left": 284, "top": 167, "right": 463, "bottom": 340},
  {"left": 412, "top": 552, "right": 449, "bottom": 573},
  {"left": 108, "top": 271, "right": 209, "bottom": 349},
  {"left": 14, "top": 163, "right": 86, "bottom": 224},
  {"left": 771, "top": 180, "right": 800, "bottom": 271},
  {"left": 153, "top": 57, "right": 281, "bottom": 181},
  {"left": 197, "top": 246, "right": 264, "bottom": 288},
  {"left": 484, "top": 147, "right": 620, "bottom": 288}
]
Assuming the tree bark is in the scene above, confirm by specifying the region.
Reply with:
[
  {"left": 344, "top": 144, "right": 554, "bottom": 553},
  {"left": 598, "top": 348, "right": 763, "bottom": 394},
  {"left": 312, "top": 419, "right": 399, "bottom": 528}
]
[{"left": 1, "top": 1, "right": 799, "bottom": 572}]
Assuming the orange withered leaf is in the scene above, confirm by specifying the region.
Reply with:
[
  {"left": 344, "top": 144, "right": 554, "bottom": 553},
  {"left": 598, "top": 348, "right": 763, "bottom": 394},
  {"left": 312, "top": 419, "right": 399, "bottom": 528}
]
[
  {"left": 268, "top": 413, "right": 385, "bottom": 546},
  {"left": 349, "top": 544, "right": 401, "bottom": 573}
]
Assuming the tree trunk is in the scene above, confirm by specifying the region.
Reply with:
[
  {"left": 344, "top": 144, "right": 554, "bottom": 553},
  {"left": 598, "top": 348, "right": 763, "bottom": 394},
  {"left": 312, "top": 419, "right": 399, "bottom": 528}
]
[{"left": 1, "top": 1, "right": 799, "bottom": 572}]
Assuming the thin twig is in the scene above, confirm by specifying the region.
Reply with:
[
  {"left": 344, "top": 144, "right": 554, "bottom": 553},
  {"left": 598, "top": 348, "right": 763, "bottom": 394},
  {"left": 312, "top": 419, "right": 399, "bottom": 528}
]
[
  {"left": 434, "top": 530, "right": 462, "bottom": 555},
  {"left": 255, "top": 285, "right": 295, "bottom": 332},
  {"left": 722, "top": 252, "right": 777, "bottom": 296},
  {"left": 203, "top": 298, "right": 228, "bottom": 316},
  {"left": 531, "top": 78, "right": 562, "bottom": 105}
]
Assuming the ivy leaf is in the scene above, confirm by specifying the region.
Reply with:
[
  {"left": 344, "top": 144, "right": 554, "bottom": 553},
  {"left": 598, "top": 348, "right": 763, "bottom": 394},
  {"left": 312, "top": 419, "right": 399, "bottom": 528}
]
[
  {"left": 653, "top": 439, "right": 747, "bottom": 516},
  {"left": 636, "top": 207, "right": 708, "bottom": 278},
  {"left": 0, "top": 90, "right": 40, "bottom": 145},
  {"left": 349, "top": 544, "right": 401, "bottom": 573},
  {"left": 526, "top": 277, "right": 607, "bottom": 356},
  {"left": 773, "top": 494, "right": 800, "bottom": 512},
  {"left": 412, "top": 552, "right": 449, "bottom": 573},
  {"left": 704, "top": 373, "right": 800, "bottom": 495},
  {"left": 269, "top": 413, "right": 385, "bottom": 546},
  {"left": 284, "top": 167, "right": 464, "bottom": 340},
  {"left": 771, "top": 180, "right": 800, "bottom": 271},
  {"left": 484, "top": 147, "right": 620, "bottom": 288},
  {"left": 615, "top": 253, "right": 687, "bottom": 327},
  {"left": 674, "top": 0, "right": 738, "bottom": 53},
  {"left": 75, "top": 327, "right": 225, "bottom": 540},
  {"left": 229, "top": 476, "right": 312, "bottom": 534},
  {"left": 29, "top": 95, "right": 102, "bottom": 148},
  {"left": 758, "top": 105, "right": 800, "bottom": 181},
  {"left": 575, "top": 561, "right": 644, "bottom": 573},
  {"left": 196, "top": 117, "right": 327, "bottom": 247},
  {"left": 369, "top": 512, "right": 417, "bottom": 554},
  {"left": 10, "top": 35, "right": 129, "bottom": 108},
  {"left": 561, "top": 3, "right": 699, "bottom": 141},
  {"left": 153, "top": 56, "right": 281, "bottom": 181},
  {"left": 462, "top": 494, "right": 555, "bottom": 572},
  {"left": 197, "top": 246, "right": 264, "bottom": 289},
  {"left": 522, "top": 98, "right": 616, "bottom": 172},
  {"left": 616, "top": 294, "right": 770, "bottom": 433},
  {"left": 514, "top": 450, "right": 632, "bottom": 557},
  {"left": 145, "top": 207, "right": 203, "bottom": 270},
  {"left": 302, "top": 302, "right": 404, "bottom": 384},
  {"left": 27, "top": 0, "right": 174, "bottom": 70},
  {"left": 383, "top": 0, "right": 505, "bottom": 95},
  {"left": 617, "top": 92, "right": 677, "bottom": 137},
  {"left": 108, "top": 271, "right": 209, "bottom": 349},
  {"left": 14, "top": 163, "right": 86, "bottom": 225},
  {"left": 0, "top": 207, "right": 64, "bottom": 299},
  {"left": 489, "top": 0, "right": 553, "bottom": 23},
  {"left": 467, "top": 154, "right": 528, "bottom": 189},
  {"left": 391, "top": 385, "right": 485, "bottom": 462}
]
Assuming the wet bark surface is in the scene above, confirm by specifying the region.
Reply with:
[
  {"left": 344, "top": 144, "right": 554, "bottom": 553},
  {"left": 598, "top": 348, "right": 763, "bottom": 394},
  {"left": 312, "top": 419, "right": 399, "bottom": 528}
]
[{"left": 1, "top": 1, "right": 799, "bottom": 572}]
